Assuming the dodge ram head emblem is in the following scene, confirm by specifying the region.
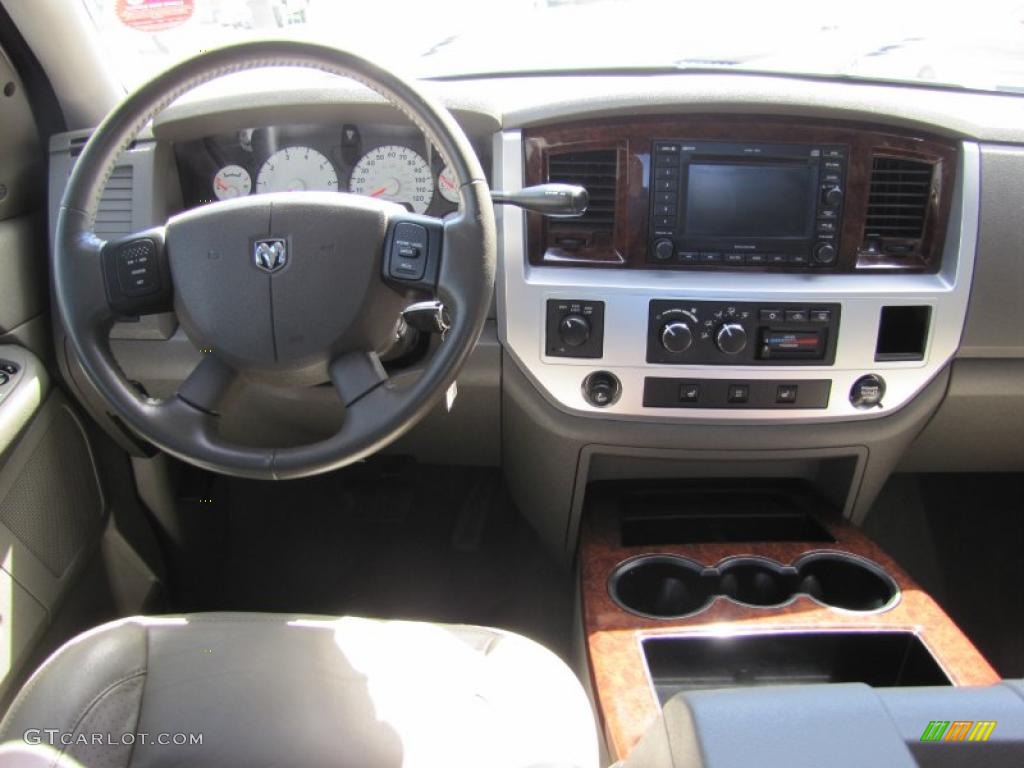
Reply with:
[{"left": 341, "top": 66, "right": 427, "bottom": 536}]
[{"left": 254, "top": 239, "right": 287, "bottom": 273}]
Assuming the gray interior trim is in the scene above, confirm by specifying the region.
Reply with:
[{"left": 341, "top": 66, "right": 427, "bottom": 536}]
[
  {"left": 498, "top": 73, "right": 1024, "bottom": 142},
  {"left": 0, "top": 345, "right": 48, "bottom": 458},
  {"left": 153, "top": 80, "right": 502, "bottom": 141}
]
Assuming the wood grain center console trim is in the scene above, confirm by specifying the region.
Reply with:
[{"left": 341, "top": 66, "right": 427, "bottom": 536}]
[
  {"left": 525, "top": 115, "right": 957, "bottom": 272},
  {"left": 580, "top": 502, "right": 1000, "bottom": 761}
]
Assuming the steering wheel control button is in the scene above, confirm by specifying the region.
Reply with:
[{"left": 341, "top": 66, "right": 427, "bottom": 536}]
[
  {"left": 850, "top": 374, "right": 886, "bottom": 409},
  {"left": 388, "top": 222, "right": 428, "bottom": 281},
  {"left": 0, "top": 361, "right": 18, "bottom": 376},
  {"left": 583, "top": 371, "right": 620, "bottom": 408},
  {"left": 776, "top": 384, "right": 799, "bottom": 404},
  {"left": 546, "top": 299, "right": 604, "bottom": 358},
  {"left": 0, "top": 372, "right": 8, "bottom": 387},
  {"left": 115, "top": 239, "right": 160, "bottom": 296}
]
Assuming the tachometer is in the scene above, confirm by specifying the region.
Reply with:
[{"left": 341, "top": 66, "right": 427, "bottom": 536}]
[
  {"left": 349, "top": 145, "right": 434, "bottom": 214},
  {"left": 256, "top": 146, "right": 338, "bottom": 193},
  {"left": 212, "top": 165, "right": 252, "bottom": 200}
]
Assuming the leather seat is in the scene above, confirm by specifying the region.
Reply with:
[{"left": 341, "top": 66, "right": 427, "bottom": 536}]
[{"left": 0, "top": 613, "right": 599, "bottom": 768}]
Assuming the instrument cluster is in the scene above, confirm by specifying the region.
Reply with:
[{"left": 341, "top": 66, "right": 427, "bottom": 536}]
[{"left": 174, "top": 123, "right": 461, "bottom": 216}]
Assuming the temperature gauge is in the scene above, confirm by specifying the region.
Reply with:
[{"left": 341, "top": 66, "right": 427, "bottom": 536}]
[
  {"left": 212, "top": 165, "right": 252, "bottom": 200},
  {"left": 437, "top": 164, "right": 459, "bottom": 204}
]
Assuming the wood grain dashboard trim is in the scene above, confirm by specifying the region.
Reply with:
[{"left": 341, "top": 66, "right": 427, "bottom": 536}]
[
  {"left": 580, "top": 502, "right": 1000, "bottom": 762},
  {"left": 524, "top": 115, "right": 957, "bottom": 272}
]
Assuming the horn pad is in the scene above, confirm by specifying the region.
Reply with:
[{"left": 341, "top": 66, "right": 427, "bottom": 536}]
[{"left": 166, "top": 192, "right": 407, "bottom": 384}]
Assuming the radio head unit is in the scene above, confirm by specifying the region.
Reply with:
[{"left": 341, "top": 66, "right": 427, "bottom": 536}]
[{"left": 649, "top": 140, "right": 847, "bottom": 269}]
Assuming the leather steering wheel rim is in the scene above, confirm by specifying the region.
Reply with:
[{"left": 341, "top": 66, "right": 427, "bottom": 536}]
[{"left": 55, "top": 41, "right": 496, "bottom": 480}]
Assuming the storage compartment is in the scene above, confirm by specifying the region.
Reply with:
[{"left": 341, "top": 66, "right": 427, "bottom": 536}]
[
  {"left": 875, "top": 305, "right": 931, "bottom": 361},
  {"left": 616, "top": 481, "right": 837, "bottom": 546},
  {"left": 643, "top": 631, "right": 952, "bottom": 704},
  {"left": 610, "top": 553, "right": 899, "bottom": 618}
]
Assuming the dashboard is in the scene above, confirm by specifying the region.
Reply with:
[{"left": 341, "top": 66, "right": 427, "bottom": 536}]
[
  {"left": 45, "top": 73, "right": 1024, "bottom": 555},
  {"left": 173, "top": 122, "right": 460, "bottom": 217}
]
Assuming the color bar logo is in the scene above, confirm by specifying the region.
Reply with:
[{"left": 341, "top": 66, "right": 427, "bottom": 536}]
[{"left": 920, "top": 721, "right": 997, "bottom": 742}]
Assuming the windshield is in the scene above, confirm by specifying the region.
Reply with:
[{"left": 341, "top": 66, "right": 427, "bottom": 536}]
[{"left": 84, "top": 0, "right": 1024, "bottom": 95}]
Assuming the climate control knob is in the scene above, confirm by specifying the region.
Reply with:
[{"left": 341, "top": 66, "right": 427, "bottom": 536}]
[
  {"left": 558, "top": 313, "right": 591, "bottom": 347},
  {"left": 715, "top": 323, "right": 748, "bottom": 355},
  {"left": 660, "top": 321, "right": 694, "bottom": 354}
]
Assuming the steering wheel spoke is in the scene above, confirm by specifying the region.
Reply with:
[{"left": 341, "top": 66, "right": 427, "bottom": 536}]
[
  {"left": 177, "top": 354, "right": 238, "bottom": 415},
  {"left": 100, "top": 226, "right": 173, "bottom": 317},
  {"left": 329, "top": 349, "right": 388, "bottom": 407}
]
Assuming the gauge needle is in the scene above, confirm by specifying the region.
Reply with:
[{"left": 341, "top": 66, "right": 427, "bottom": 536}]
[
  {"left": 369, "top": 187, "right": 387, "bottom": 197},
  {"left": 215, "top": 179, "right": 228, "bottom": 190}
]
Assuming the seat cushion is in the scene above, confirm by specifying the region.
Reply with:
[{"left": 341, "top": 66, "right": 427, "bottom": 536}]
[{"left": 0, "top": 613, "right": 598, "bottom": 768}]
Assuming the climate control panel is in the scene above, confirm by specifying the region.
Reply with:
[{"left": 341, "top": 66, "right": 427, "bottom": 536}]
[{"left": 647, "top": 300, "right": 841, "bottom": 366}]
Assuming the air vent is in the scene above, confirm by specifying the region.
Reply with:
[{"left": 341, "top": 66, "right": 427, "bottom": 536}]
[
  {"left": 547, "top": 150, "right": 617, "bottom": 230},
  {"left": 94, "top": 166, "right": 134, "bottom": 238},
  {"left": 865, "top": 156, "right": 933, "bottom": 240},
  {"left": 68, "top": 136, "right": 88, "bottom": 157}
]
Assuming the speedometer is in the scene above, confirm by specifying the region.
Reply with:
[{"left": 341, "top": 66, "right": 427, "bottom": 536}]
[
  {"left": 256, "top": 146, "right": 338, "bottom": 193},
  {"left": 349, "top": 145, "right": 434, "bottom": 214}
]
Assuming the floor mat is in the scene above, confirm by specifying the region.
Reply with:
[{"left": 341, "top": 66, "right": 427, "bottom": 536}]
[
  {"left": 169, "top": 460, "right": 574, "bottom": 660},
  {"left": 865, "top": 473, "right": 1024, "bottom": 678}
]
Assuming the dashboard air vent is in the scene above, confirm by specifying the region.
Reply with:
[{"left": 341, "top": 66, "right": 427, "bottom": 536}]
[
  {"left": 865, "top": 156, "right": 933, "bottom": 240},
  {"left": 94, "top": 165, "right": 134, "bottom": 238},
  {"left": 547, "top": 149, "right": 617, "bottom": 230}
]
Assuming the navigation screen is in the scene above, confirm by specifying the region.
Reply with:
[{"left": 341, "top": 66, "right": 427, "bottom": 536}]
[{"left": 685, "top": 163, "right": 812, "bottom": 239}]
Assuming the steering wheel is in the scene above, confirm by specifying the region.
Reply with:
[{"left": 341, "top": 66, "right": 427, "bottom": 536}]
[{"left": 55, "top": 42, "right": 495, "bottom": 480}]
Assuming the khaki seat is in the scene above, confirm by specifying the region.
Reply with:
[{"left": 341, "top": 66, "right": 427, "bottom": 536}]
[{"left": 0, "top": 613, "right": 598, "bottom": 768}]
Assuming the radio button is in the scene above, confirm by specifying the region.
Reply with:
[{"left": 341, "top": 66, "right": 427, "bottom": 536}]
[
  {"left": 654, "top": 216, "right": 676, "bottom": 227},
  {"left": 768, "top": 254, "right": 787, "bottom": 265},
  {"left": 746, "top": 253, "right": 767, "bottom": 265},
  {"left": 654, "top": 179, "right": 675, "bottom": 192},
  {"left": 789, "top": 253, "right": 810, "bottom": 266},
  {"left": 724, "top": 253, "right": 745, "bottom": 265},
  {"left": 700, "top": 252, "right": 723, "bottom": 263},
  {"left": 678, "top": 251, "right": 701, "bottom": 263},
  {"left": 653, "top": 239, "right": 675, "bottom": 262},
  {"left": 817, "top": 220, "right": 837, "bottom": 234},
  {"left": 821, "top": 185, "right": 844, "bottom": 207},
  {"left": 654, "top": 191, "right": 678, "bottom": 204},
  {"left": 655, "top": 167, "right": 679, "bottom": 179},
  {"left": 814, "top": 243, "right": 837, "bottom": 264},
  {"left": 822, "top": 172, "right": 842, "bottom": 184},
  {"left": 655, "top": 143, "right": 680, "bottom": 155}
]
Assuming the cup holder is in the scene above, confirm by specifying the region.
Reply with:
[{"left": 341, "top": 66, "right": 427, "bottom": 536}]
[
  {"left": 794, "top": 553, "right": 899, "bottom": 612},
  {"left": 609, "top": 556, "right": 713, "bottom": 619},
  {"left": 610, "top": 552, "right": 899, "bottom": 619}
]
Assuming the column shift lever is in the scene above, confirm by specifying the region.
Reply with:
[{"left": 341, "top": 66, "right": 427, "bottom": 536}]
[{"left": 491, "top": 184, "right": 589, "bottom": 217}]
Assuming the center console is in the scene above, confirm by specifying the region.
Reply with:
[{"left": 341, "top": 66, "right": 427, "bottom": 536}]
[
  {"left": 580, "top": 480, "right": 1000, "bottom": 762},
  {"left": 494, "top": 116, "right": 973, "bottom": 423}
]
